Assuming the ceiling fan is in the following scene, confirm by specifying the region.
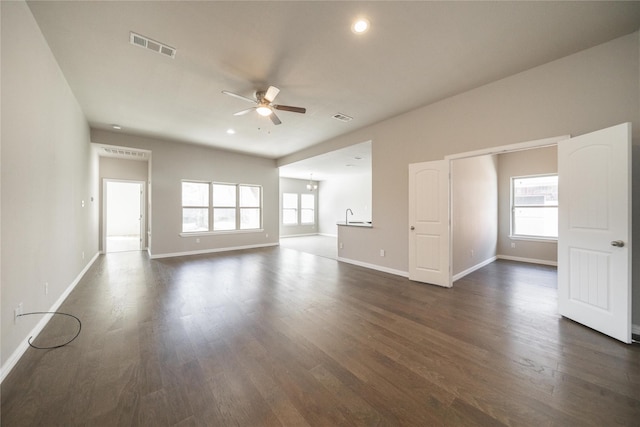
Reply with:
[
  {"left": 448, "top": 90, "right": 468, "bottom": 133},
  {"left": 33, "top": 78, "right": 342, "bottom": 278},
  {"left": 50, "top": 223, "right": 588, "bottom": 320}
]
[{"left": 221, "top": 85, "right": 306, "bottom": 125}]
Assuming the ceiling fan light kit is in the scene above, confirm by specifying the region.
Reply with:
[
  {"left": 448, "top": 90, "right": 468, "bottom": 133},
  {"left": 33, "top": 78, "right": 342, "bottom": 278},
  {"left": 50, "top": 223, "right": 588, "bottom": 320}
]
[
  {"left": 222, "top": 85, "right": 306, "bottom": 125},
  {"left": 256, "top": 106, "right": 272, "bottom": 116}
]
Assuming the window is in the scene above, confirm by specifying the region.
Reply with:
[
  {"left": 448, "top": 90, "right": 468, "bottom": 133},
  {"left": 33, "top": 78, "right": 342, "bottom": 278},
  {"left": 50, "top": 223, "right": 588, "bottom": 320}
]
[
  {"left": 213, "top": 183, "right": 236, "bottom": 231},
  {"left": 300, "top": 194, "right": 315, "bottom": 224},
  {"left": 239, "top": 185, "right": 261, "bottom": 230},
  {"left": 511, "top": 174, "right": 558, "bottom": 239},
  {"left": 182, "top": 181, "right": 262, "bottom": 233},
  {"left": 282, "top": 193, "right": 298, "bottom": 225},
  {"left": 282, "top": 192, "right": 316, "bottom": 226},
  {"left": 182, "top": 182, "right": 209, "bottom": 232}
]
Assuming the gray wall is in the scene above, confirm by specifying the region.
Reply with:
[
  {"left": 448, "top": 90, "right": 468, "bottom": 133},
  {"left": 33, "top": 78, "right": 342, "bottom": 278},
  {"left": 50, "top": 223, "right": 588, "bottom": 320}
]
[
  {"left": 497, "top": 146, "right": 558, "bottom": 263},
  {"left": 98, "top": 156, "right": 150, "bottom": 251},
  {"left": 452, "top": 155, "right": 498, "bottom": 276},
  {"left": 279, "top": 177, "right": 319, "bottom": 237},
  {"left": 90, "top": 131, "right": 280, "bottom": 257},
  {"left": 279, "top": 32, "right": 640, "bottom": 326},
  {"left": 1, "top": 1, "right": 98, "bottom": 368}
]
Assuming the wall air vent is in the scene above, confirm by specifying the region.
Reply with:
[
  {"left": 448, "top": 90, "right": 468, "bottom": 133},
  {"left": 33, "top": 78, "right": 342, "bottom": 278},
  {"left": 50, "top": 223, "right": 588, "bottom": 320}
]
[
  {"left": 129, "top": 32, "right": 176, "bottom": 59},
  {"left": 332, "top": 113, "right": 353, "bottom": 122},
  {"left": 102, "top": 147, "right": 148, "bottom": 160}
]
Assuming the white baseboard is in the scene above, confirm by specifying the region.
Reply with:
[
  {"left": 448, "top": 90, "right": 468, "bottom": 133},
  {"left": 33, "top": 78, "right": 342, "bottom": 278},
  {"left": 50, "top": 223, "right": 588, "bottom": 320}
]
[
  {"left": 279, "top": 233, "right": 318, "bottom": 239},
  {"left": 318, "top": 233, "right": 337, "bottom": 238},
  {"left": 496, "top": 254, "right": 558, "bottom": 267},
  {"left": 453, "top": 256, "right": 497, "bottom": 282},
  {"left": 149, "top": 243, "right": 279, "bottom": 259},
  {"left": 1, "top": 252, "right": 100, "bottom": 384},
  {"left": 337, "top": 257, "right": 408, "bottom": 278}
]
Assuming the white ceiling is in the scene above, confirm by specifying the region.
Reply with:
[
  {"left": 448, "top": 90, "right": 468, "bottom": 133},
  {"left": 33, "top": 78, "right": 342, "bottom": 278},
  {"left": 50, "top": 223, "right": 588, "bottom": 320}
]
[
  {"left": 279, "top": 141, "right": 371, "bottom": 181},
  {"left": 27, "top": 1, "right": 640, "bottom": 169}
]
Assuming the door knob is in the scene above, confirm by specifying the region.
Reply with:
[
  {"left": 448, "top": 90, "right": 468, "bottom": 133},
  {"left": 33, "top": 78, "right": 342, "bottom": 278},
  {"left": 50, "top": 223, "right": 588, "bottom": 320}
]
[
  {"left": 410, "top": 226, "right": 415, "bottom": 230},
  {"left": 611, "top": 240, "right": 625, "bottom": 247}
]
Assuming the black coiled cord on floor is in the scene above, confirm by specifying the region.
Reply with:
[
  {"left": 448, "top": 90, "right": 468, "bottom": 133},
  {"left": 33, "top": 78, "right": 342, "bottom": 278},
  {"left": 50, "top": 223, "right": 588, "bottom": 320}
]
[{"left": 17, "top": 312, "right": 82, "bottom": 349}]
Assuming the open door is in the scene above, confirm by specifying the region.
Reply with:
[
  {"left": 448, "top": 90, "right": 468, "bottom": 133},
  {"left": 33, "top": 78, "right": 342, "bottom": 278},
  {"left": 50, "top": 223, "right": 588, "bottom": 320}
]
[
  {"left": 558, "top": 123, "right": 632, "bottom": 343},
  {"left": 408, "top": 160, "right": 451, "bottom": 287}
]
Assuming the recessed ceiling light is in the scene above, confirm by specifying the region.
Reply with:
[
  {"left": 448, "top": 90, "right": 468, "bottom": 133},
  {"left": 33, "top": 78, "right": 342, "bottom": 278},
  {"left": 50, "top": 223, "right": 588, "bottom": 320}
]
[
  {"left": 352, "top": 18, "right": 370, "bottom": 34},
  {"left": 112, "top": 124, "right": 121, "bottom": 130},
  {"left": 226, "top": 129, "right": 236, "bottom": 134}
]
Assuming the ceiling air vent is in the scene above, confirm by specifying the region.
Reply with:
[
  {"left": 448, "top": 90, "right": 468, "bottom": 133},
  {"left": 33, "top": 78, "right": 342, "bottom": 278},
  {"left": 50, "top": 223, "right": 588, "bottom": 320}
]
[
  {"left": 332, "top": 113, "right": 353, "bottom": 122},
  {"left": 129, "top": 32, "right": 176, "bottom": 59}
]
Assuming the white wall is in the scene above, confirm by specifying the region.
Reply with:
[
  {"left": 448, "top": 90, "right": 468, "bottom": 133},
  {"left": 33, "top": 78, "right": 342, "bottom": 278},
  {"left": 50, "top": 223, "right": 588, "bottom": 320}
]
[
  {"left": 279, "top": 32, "right": 640, "bottom": 325},
  {"left": 1, "top": 1, "right": 98, "bottom": 371},
  {"left": 497, "top": 146, "right": 558, "bottom": 263},
  {"left": 318, "top": 174, "right": 372, "bottom": 236},
  {"left": 452, "top": 155, "right": 498, "bottom": 277},
  {"left": 90, "top": 130, "right": 280, "bottom": 257}
]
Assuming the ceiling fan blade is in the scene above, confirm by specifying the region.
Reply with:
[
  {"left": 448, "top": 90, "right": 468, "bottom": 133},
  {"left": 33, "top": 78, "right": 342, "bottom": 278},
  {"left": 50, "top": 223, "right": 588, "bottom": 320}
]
[
  {"left": 264, "top": 86, "right": 280, "bottom": 103},
  {"left": 269, "top": 112, "right": 282, "bottom": 125},
  {"left": 222, "top": 90, "right": 256, "bottom": 104},
  {"left": 233, "top": 107, "right": 255, "bottom": 116},
  {"left": 273, "top": 104, "right": 306, "bottom": 114}
]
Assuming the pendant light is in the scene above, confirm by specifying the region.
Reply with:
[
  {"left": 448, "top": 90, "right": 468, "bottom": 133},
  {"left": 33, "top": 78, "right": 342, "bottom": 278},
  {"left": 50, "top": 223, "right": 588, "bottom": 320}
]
[{"left": 307, "top": 174, "right": 317, "bottom": 191}]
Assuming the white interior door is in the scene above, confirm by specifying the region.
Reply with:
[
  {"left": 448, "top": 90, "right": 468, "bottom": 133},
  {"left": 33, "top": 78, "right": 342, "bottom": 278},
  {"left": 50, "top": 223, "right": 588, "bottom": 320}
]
[
  {"left": 408, "top": 160, "right": 451, "bottom": 287},
  {"left": 558, "top": 123, "right": 632, "bottom": 343}
]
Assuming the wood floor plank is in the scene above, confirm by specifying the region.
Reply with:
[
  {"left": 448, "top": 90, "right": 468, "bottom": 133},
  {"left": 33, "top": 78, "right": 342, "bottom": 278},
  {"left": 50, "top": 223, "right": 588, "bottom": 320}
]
[
  {"left": 2, "top": 251, "right": 639, "bottom": 426},
  {"left": 225, "top": 332, "right": 311, "bottom": 427},
  {"left": 308, "top": 363, "right": 384, "bottom": 426}
]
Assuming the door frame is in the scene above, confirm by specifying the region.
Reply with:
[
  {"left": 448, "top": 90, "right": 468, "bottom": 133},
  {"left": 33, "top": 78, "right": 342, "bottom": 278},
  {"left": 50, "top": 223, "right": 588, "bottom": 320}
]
[
  {"left": 440, "top": 134, "right": 569, "bottom": 286},
  {"left": 102, "top": 179, "right": 146, "bottom": 253}
]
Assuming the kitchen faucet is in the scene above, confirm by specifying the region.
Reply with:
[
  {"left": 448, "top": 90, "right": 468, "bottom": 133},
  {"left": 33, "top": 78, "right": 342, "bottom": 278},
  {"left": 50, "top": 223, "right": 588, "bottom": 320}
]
[{"left": 346, "top": 208, "right": 353, "bottom": 224}]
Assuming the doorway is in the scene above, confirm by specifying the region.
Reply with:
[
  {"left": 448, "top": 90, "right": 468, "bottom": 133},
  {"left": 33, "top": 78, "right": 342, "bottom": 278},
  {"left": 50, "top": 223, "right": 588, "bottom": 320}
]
[
  {"left": 409, "top": 125, "right": 632, "bottom": 343},
  {"left": 104, "top": 180, "right": 145, "bottom": 253}
]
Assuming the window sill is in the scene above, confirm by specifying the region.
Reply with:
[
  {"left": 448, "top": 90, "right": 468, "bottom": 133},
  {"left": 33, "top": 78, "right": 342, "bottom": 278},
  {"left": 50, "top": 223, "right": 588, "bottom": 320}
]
[
  {"left": 180, "top": 229, "right": 263, "bottom": 237},
  {"left": 509, "top": 235, "right": 557, "bottom": 243}
]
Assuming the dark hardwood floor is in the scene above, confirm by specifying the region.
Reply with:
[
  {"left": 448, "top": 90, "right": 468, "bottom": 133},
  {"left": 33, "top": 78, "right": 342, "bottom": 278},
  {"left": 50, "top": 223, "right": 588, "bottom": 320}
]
[{"left": 2, "top": 248, "right": 639, "bottom": 426}]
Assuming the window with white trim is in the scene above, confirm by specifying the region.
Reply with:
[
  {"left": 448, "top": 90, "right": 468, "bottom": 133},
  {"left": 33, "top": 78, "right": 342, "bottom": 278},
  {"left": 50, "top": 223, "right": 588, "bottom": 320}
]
[
  {"left": 182, "top": 181, "right": 262, "bottom": 233},
  {"left": 300, "top": 194, "right": 315, "bottom": 224},
  {"left": 239, "top": 185, "right": 262, "bottom": 230},
  {"left": 182, "top": 181, "right": 209, "bottom": 232},
  {"left": 282, "top": 193, "right": 298, "bottom": 225},
  {"left": 511, "top": 174, "right": 558, "bottom": 239},
  {"left": 212, "top": 183, "right": 237, "bottom": 231}
]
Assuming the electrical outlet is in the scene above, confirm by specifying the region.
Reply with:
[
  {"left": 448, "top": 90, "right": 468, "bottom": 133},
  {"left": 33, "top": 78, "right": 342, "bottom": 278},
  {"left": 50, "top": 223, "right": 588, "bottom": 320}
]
[
  {"left": 266, "top": 233, "right": 269, "bottom": 238},
  {"left": 196, "top": 238, "right": 200, "bottom": 243},
  {"left": 82, "top": 251, "right": 85, "bottom": 260},
  {"left": 511, "top": 242, "right": 516, "bottom": 248},
  {"left": 470, "top": 249, "right": 474, "bottom": 258},
  {"left": 339, "top": 242, "right": 344, "bottom": 249},
  {"left": 380, "top": 249, "right": 385, "bottom": 257},
  {"left": 14, "top": 303, "right": 23, "bottom": 324},
  {"left": 45, "top": 282, "right": 49, "bottom": 295}
]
